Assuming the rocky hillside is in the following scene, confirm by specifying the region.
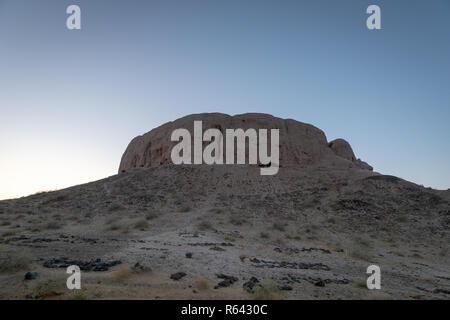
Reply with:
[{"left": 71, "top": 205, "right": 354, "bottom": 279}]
[{"left": 0, "top": 114, "right": 448, "bottom": 300}]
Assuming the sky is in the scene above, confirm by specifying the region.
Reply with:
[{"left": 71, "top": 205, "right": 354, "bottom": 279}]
[{"left": 0, "top": 0, "right": 449, "bottom": 200}]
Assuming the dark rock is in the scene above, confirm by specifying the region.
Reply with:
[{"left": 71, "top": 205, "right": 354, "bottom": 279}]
[
  {"left": 314, "top": 280, "right": 326, "bottom": 287},
  {"left": 170, "top": 272, "right": 187, "bottom": 281},
  {"left": 243, "top": 277, "right": 259, "bottom": 293},
  {"left": 42, "top": 257, "right": 121, "bottom": 272},
  {"left": 250, "top": 258, "right": 330, "bottom": 271},
  {"left": 433, "top": 288, "right": 450, "bottom": 295},
  {"left": 215, "top": 274, "right": 238, "bottom": 289},
  {"left": 279, "top": 285, "right": 293, "bottom": 291},
  {"left": 24, "top": 272, "right": 38, "bottom": 280},
  {"left": 210, "top": 246, "right": 226, "bottom": 252},
  {"left": 132, "top": 262, "right": 150, "bottom": 272},
  {"left": 185, "top": 252, "right": 193, "bottom": 258}
]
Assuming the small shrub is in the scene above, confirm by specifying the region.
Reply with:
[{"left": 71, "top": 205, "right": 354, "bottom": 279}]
[
  {"left": 348, "top": 237, "right": 373, "bottom": 261},
  {"left": 272, "top": 222, "right": 285, "bottom": 232},
  {"left": 105, "top": 216, "right": 117, "bottom": 225},
  {"left": 395, "top": 216, "right": 408, "bottom": 223},
  {"left": 197, "top": 221, "right": 213, "bottom": 231},
  {"left": 44, "top": 221, "right": 62, "bottom": 230},
  {"left": 110, "top": 265, "right": 134, "bottom": 282},
  {"left": 145, "top": 212, "right": 159, "bottom": 220},
  {"left": 108, "top": 202, "right": 125, "bottom": 212},
  {"left": 354, "top": 279, "right": 367, "bottom": 289},
  {"left": 285, "top": 233, "right": 301, "bottom": 241},
  {"left": 2, "top": 231, "right": 16, "bottom": 237},
  {"left": 179, "top": 205, "right": 191, "bottom": 213},
  {"left": 260, "top": 232, "right": 270, "bottom": 239},
  {"left": 348, "top": 247, "right": 373, "bottom": 262},
  {"left": 326, "top": 217, "right": 336, "bottom": 224},
  {"left": 230, "top": 217, "right": 247, "bottom": 226},
  {"left": 209, "top": 208, "right": 223, "bottom": 214},
  {"left": 108, "top": 222, "right": 122, "bottom": 231},
  {"left": 274, "top": 237, "right": 286, "bottom": 247},
  {"left": 133, "top": 219, "right": 149, "bottom": 230},
  {"left": 0, "top": 247, "right": 32, "bottom": 273},
  {"left": 195, "top": 278, "right": 210, "bottom": 291},
  {"left": 252, "top": 280, "right": 283, "bottom": 300},
  {"left": 67, "top": 291, "right": 88, "bottom": 300},
  {"left": 364, "top": 292, "right": 392, "bottom": 300},
  {"left": 132, "top": 262, "right": 152, "bottom": 273},
  {"left": 353, "top": 236, "right": 371, "bottom": 248},
  {"left": 28, "top": 279, "right": 63, "bottom": 299},
  {"left": 42, "top": 194, "right": 67, "bottom": 206}
]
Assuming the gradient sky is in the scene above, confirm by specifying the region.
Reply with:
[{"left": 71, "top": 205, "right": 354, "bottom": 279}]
[{"left": 0, "top": 0, "right": 449, "bottom": 200}]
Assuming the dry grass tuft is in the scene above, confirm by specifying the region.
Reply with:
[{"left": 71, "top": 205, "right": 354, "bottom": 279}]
[
  {"left": 110, "top": 265, "right": 134, "bottom": 282},
  {"left": 107, "top": 221, "right": 123, "bottom": 231},
  {"left": 27, "top": 279, "right": 64, "bottom": 299},
  {"left": 44, "top": 221, "right": 62, "bottom": 230},
  {"left": 67, "top": 291, "right": 88, "bottom": 300},
  {"left": 353, "top": 279, "right": 367, "bottom": 289},
  {"left": 272, "top": 222, "right": 285, "bottom": 232},
  {"left": 0, "top": 246, "right": 32, "bottom": 273},
  {"left": 195, "top": 278, "right": 210, "bottom": 291},
  {"left": 252, "top": 279, "right": 284, "bottom": 300},
  {"left": 348, "top": 237, "right": 374, "bottom": 262},
  {"left": 260, "top": 232, "right": 270, "bottom": 239},
  {"left": 133, "top": 219, "right": 149, "bottom": 230},
  {"left": 197, "top": 221, "right": 213, "bottom": 231},
  {"left": 179, "top": 205, "right": 191, "bottom": 213}
]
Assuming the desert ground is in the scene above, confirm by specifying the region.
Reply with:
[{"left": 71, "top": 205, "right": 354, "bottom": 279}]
[{"left": 0, "top": 164, "right": 449, "bottom": 300}]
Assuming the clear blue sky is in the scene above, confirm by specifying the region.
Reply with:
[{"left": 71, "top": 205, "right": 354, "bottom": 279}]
[{"left": 0, "top": 0, "right": 449, "bottom": 199}]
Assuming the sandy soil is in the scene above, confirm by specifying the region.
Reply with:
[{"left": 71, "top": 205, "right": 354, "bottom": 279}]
[{"left": 0, "top": 164, "right": 448, "bottom": 299}]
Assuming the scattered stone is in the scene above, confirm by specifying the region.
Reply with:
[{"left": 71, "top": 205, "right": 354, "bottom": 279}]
[
  {"left": 279, "top": 285, "right": 293, "bottom": 291},
  {"left": 281, "top": 274, "right": 350, "bottom": 286},
  {"left": 132, "top": 262, "right": 151, "bottom": 273},
  {"left": 215, "top": 274, "right": 238, "bottom": 289},
  {"left": 43, "top": 257, "right": 121, "bottom": 271},
  {"left": 133, "top": 262, "right": 144, "bottom": 271},
  {"left": 314, "top": 280, "right": 326, "bottom": 287},
  {"left": 243, "top": 277, "right": 259, "bottom": 293},
  {"left": 274, "top": 247, "right": 331, "bottom": 254},
  {"left": 24, "top": 272, "right": 38, "bottom": 280},
  {"left": 250, "top": 258, "right": 330, "bottom": 271},
  {"left": 185, "top": 252, "right": 193, "bottom": 258},
  {"left": 433, "top": 288, "right": 450, "bottom": 295},
  {"left": 210, "top": 246, "right": 226, "bottom": 252},
  {"left": 170, "top": 272, "right": 187, "bottom": 281},
  {"left": 188, "top": 242, "right": 234, "bottom": 247}
]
